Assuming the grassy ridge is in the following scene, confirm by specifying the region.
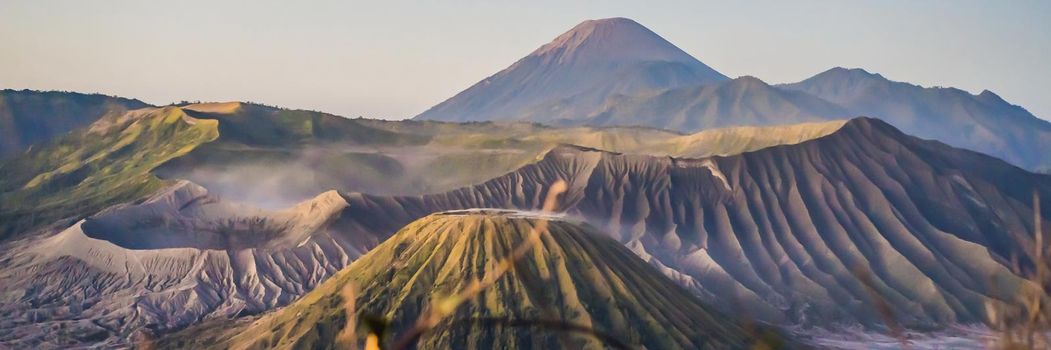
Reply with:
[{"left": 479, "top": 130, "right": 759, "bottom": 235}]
[
  {"left": 0, "top": 89, "right": 151, "bottom": 158},
  {"left": 0, "top": 107, "right": 218, "bottom": 239},
  {"left": 161, "top": 107, "right": 848, "bottom": 200}
]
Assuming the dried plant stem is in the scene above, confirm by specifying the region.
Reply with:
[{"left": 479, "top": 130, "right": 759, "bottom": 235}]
[
  {"left": 336, "top": 285, "right": 359, "bottom": 350},
  {"left": 365, "top": 334, "right": 380, "bottom": 350},
  {"left": 988, "top": 189, "right": 1051, "bottom": 349}
]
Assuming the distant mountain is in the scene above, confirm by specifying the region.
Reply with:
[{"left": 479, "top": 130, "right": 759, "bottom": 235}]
[
  {"left": 162, "top": 210, "right": 779, "bottom": 349},
  {"left": 414, "top": 17, "right": 728, "bottom": 123},
  {"left": 0, "top": 89, "right": 150, "bottom": 158},
  {"left": 576, "top": 76, "right": 850, "bottom": 130},
  {"left": 780, "top": 67, "right": 1051, "bottom": 170}
]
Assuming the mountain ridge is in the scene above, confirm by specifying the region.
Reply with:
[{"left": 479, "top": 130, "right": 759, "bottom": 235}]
[
  {"left": 570, "top": 75, "right": 851, "bottom": 130},
  {"left": 780, "top": 66, "right": 1051, "bottom": 170},
  {"left": 0, "top": 89, "right": 150, "bottom": 158}
]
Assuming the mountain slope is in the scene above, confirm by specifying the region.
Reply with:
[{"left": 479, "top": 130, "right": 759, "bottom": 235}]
[
  {"left": 781, "top": 67, "right": 1051, "bottom": 171},
  {"left": 328, "top": 117, "right": 1051, "bottom": 327},
  {"left": 164, "top": 211, "right": 775, "bottom": 349},
  {"left": 0, "top": 89, "right": 150, "bottom": 158},
  {"left": 577, "top": 76, "right": 850, "bottom": 130},
  {"left": 414, "top": 17, "right": 727, "bottom": 123}
]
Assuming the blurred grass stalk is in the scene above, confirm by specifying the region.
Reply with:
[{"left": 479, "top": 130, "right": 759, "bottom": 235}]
[
  {"left": 986, "top": 189, "right": 1050, "bottom": 349},
  {"left": 333, "top": 181, "right": 568, "bottom": 350}
]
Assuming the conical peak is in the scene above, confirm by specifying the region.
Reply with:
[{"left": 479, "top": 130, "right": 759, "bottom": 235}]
[
  {"left": 435, "top": 209, "right": 569, "bottom": 222},
  {"left": 811, "top": 67, "right": 888, "bottom": 84},
  {"left": 726, "top": 75, "right": 771, "bottom": 89},
  {"left": 403, "top": 210, "right": 590, "bottom": 246},
  {"left": 566, "top": 17, "right": 646, "bottom": 36},
  {"left": 413, "top": 17, "right": 727, "bottom": 122},
  {"left": 530, "top": 17, "right": 702, "bottom": 65}
]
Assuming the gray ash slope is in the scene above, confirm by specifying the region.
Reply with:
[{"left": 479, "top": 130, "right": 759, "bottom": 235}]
[
  {"left": 0, "top": 181, "right": 376, "bottom": 348},
  {"left": 332, "top": 117, "right": 1051, "bottom": 327}
]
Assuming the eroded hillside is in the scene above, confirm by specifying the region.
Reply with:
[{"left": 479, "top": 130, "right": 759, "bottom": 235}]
[{"left": 329, "top": 117, "right": 1051, "bottom": 327}]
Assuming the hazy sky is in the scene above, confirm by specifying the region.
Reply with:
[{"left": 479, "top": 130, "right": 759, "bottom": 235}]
[{"left": 2, "top": 1, "right": 1049, "bottom": 120}]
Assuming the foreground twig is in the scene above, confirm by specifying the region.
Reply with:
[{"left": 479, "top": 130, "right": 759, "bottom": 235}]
[
  {"left": 336, "top": 285, "right": 360, "bottom": 350},
  {"left": 851, "top": 266, "right": 911, "bottom": 350},
  {"left": 986, "top": 189, "right": 1051, "bottom": 349}
]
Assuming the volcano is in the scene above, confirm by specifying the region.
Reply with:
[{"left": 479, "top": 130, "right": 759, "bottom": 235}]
[{"left": 414, "top": 17, "right": 728, "bottom": 123}]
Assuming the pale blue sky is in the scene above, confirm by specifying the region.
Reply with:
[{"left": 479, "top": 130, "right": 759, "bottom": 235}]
[{"left": 1, "top": 1, "right": 1048, "bottom": 120}]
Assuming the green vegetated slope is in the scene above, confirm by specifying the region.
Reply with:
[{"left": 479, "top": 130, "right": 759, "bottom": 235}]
[
  {"left": 0, "top": 106, "right": 218, "bottom": 239},
  {"left": 164, "top": 211, "right": 782, "bottom": 349},
  {"left": 156, "top": 102, "right": 441, "bottom": 201},
  {"left": 0, "top": 89, "right": 150, "bottom": 158},
  {"left": 182, "top": 102, "right": 422, "bottom": 147}
]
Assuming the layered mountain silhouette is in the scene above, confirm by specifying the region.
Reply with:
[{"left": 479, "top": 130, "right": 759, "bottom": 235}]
[
  {"left": 414, "top": 17, "right": 728, "bottom": 123},
  {"left": 414, "top": 18, "right": 1051, "bottom": 171},
  {"left": 780, "top": 67, "right": 1051, "bottom": 171},
  {"left": 0, "top": 89, "right": 149, "bottom": 158},
  {"left": 579, "top": 76, "right": 849, "bottom": 130},
  {"left": 162, "top": 211, "right": 779, "bottom": 349}
]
